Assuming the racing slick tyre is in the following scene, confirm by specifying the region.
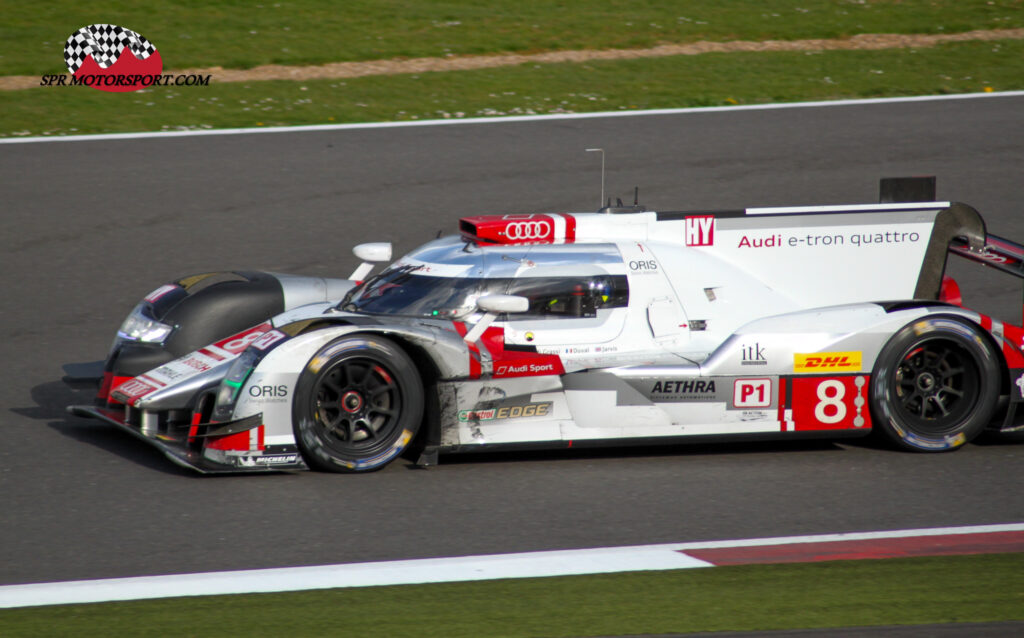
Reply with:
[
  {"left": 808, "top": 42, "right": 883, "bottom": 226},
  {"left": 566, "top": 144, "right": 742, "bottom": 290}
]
[
  {"left": 293, "top": 336, "right": 423, "bottom": 472},
  {"left": 870, "top": 316, "right": 1000, "bottom": 452}
]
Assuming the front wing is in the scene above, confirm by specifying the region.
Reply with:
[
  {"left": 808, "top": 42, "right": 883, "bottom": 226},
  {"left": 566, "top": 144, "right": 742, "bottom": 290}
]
[{"left": 67, "top": 405, "right": 307, "bottom": 473}]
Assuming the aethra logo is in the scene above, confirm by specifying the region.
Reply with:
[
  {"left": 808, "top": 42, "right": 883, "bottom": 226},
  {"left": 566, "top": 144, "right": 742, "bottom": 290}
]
[{"left": 685, "top": 216, "right": 715, "bottom": 246}]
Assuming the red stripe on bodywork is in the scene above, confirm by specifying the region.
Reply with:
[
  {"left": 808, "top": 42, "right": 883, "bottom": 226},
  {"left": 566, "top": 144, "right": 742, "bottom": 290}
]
[
  {"left": 1003, "top": 339, "right": 1024, "bottom": 368},
  {"left": 683, "top": 531, "right": 1024, "bottom": 566},
  {"left": 453, "top": 322, "right": 563, "bottom": 378},
  {"left": 199, "top": 347, "right": 226, "bottom": 362},
  {"left": 452, "top": 322, "right": 482, "bottom": 379},
  {"left": 106, "top": 375, "right": 135, "bottom": 405},
  {"left": 777, "top": 377, "right": 787, "bottom": 430},
  {"left": 96, "top": 371, "right": 114, "bottom": 400},
  {"left": 205, "top": 430, "right": 253, "bottom": 451},
  {"left": 563, "top": 214, "right": 576, "bottom": 242},
  {"left": 476, "top": 325, "right": 564, "bottom": 378},
  {"left": 1000, "top": 323, "right": 1024, "bottom": 367},
  {"left": 188, "top": 415, "right": 200, "bottom": 442}
]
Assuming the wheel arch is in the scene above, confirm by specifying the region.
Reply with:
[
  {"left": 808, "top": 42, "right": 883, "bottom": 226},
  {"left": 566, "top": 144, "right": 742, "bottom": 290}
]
[
  {"left": 289, "top": 323, "right": 447, "bottom": 453},
  {"left": 869, "top": 312, "right": 1003, "bottom": 450},
  {"left": 926, "top": 312, "right": 1013, "bottom": 405},
  {"left": 875, "top": 310, "right": 1012, "bottom": 403}
]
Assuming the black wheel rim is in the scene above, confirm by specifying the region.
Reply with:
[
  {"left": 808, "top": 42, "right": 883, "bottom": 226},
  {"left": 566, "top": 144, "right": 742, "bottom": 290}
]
[
  {"left": 891, "top": 339, "right": 979, "bottom": 435},
  {"left": 313, "top": 358, "right": 401, "bottom": 452}
]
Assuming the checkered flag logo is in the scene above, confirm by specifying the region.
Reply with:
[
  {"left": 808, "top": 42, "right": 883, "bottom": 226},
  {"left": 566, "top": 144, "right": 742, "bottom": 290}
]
[{"left": 64, "top": 24, "right": 157, "bottom": 74}]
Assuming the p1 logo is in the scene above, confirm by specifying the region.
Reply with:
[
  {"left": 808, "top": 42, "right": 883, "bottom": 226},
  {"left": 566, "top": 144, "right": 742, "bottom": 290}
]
[{"left": 64, "top": 24, "right": 162, "bottom": 93}]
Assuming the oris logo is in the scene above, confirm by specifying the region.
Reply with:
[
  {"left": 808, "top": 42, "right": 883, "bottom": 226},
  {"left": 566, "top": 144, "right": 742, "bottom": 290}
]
[
  {"left": 248, "top": 384, "right": 289, "bottom": 398},
  {"left": 629, "top": 259, "right": 658, "bottom": 271},
  {"left": 504, "top": 221, "right": 551, "bottom": 241}
]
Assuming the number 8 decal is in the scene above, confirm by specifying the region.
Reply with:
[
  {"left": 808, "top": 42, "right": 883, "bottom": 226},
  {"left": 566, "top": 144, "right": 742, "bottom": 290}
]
[
  {"left": 814, "top": 379, "right": 847, "bottom": 424},
  {"left": 790, "top": 376, "right": 870, "bottom": 431}
]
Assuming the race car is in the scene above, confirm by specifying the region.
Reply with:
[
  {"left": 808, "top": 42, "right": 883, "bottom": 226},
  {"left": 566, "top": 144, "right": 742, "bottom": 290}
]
[{"left": 67, "top": 177, "right": 1024, "bottom": 473}]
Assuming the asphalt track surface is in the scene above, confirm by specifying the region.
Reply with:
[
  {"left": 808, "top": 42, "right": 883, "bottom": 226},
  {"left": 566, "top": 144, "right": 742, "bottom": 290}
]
[{"left": 2, "top": 95, "right": 1024, "bottom": 590}]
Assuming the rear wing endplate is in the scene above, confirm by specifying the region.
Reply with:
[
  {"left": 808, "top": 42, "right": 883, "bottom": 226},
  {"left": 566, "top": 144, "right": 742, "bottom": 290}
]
[{"left": 949, "top": 233, "right": 1024, "bottom": 279}]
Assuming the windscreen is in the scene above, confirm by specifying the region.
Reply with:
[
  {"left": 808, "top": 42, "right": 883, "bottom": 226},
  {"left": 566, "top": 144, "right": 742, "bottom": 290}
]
[{"left": 341, "top": 265, "right": 628, "bottom": 320}]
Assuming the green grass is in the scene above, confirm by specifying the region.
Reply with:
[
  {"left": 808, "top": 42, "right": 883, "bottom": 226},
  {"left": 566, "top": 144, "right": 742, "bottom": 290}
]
[
  {"left": 2, "top": 39, "right": 1021, "bottom": 138},
  {"left": 2, "top": 0, "right": 1023, "bottom": 75},
  {"left": 2, "top": 554, "right": 1022, "bottom": 637}
]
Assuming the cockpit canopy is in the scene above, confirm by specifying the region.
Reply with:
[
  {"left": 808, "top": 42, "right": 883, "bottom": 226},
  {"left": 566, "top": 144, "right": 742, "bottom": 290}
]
[{"left": 341, "top": 236, "right": 629, "bottom": 319}]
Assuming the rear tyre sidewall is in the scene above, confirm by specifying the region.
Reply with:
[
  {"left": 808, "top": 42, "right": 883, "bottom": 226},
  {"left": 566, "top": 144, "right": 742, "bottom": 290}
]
[
  {"left": 870, "top": 317, "right": 999, "bottom": 452},
  {"left": 293, "top": 336, "right": 423, "bottom": 472}
]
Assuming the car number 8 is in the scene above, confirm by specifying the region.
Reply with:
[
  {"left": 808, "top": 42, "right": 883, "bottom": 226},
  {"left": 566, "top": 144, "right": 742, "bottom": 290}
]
[{"left": 814, "top": 379, "right": 847, "bottom": 424}]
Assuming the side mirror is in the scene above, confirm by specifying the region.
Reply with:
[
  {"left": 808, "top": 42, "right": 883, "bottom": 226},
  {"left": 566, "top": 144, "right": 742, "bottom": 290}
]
[
  {"left": 464, "top": 295, "right": 529, "bottom": 343},
  {"left": 476, "top": 294, "right": 529, "bottom": 314},
  {"left": 349, "top": 242, "right": 393, "bottom": 281},
  {"left": 353, "top": 242, "right": 392, "bottom": 262}
]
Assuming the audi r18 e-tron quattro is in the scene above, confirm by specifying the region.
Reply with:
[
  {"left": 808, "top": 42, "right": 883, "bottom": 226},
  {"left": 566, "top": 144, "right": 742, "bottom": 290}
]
[{"left": 68, "top": 177, "right": 1024, "bottom": 473}]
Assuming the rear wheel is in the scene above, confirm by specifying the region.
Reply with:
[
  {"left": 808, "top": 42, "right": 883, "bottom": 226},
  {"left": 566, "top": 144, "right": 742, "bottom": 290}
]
[
  {"left": 293, "top": 336, "right": 423, "bottom": 472},
  {"left": 870, "top": 317, "right": 999, "bottom": 451}
]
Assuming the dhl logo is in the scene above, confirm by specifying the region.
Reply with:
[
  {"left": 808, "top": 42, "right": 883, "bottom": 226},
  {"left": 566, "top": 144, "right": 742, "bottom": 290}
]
[{"left": 794, "top": 351, "right": 862, "bottom": 373}]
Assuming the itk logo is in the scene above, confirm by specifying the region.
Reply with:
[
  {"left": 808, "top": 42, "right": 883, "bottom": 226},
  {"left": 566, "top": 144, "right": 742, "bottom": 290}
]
[
  {"left": 741, "top": 342, "right": 767, "bottom": 366},
  {"left": 685, "top": 215, "right": 715, "bottom": 247}
]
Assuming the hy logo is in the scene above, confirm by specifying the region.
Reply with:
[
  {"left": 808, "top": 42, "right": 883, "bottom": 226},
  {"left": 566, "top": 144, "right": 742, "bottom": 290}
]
[
  {"left": 64, "top": 24, "right": 162, "bottom": 92},
  {"left": 685, "top": 215, "right": 715, "bottom": 247}
]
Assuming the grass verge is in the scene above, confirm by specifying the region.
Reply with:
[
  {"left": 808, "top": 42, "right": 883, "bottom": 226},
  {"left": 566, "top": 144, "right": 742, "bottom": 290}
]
[
  {"left": 2, "top": 39, "right": 1021, "bottom": 138},
  {"left": 1, "top": 554, "right": 1022, "bottom": 637},
  {"left": 3, "top": 1, "right": 1023, "bottom": 75}
]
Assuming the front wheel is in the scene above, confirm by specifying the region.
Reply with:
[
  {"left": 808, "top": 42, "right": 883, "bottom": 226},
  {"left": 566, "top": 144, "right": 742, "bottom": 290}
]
[
  {"left": 293, "top": 336, "right": 423, "bottom": 472},
  {"left": 870, "top": 317, "right": 999, "bottom": 451}
]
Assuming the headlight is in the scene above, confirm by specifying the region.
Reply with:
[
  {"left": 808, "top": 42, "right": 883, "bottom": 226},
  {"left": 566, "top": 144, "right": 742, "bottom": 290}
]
[
  {"left": 212, "top": 349, "right": 260, "bottom": 422},
  {"left": 117, "top": 304, "right": 174, "bottom": 344}
]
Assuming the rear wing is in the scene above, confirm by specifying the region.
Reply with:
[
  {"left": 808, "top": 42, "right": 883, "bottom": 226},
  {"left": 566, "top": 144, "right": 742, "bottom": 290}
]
[
  {"left": 949, "top": 233, "right": 1024, "bottom": 279},
  {"left": 881, "top": 176, "right": 1024, "bottom": 281}
]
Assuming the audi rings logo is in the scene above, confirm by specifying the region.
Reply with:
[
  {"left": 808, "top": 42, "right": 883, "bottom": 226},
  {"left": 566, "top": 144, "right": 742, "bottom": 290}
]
[{"left": 504, "top": 221, "right": 551, "bottom": 241}]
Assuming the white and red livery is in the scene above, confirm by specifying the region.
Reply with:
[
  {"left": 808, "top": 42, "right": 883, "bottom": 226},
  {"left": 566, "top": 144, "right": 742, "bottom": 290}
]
[{"left": 70, "top": 179, "right": 1024, "bottom": 473}]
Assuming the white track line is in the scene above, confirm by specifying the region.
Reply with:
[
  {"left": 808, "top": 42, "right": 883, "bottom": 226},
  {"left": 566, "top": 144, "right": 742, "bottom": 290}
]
[
  {"left": 2, "top": 91, "right": 1023, "bottom": 145},
  {"left": 1, "top": 523, "right": 1020, "bottom": 609}
]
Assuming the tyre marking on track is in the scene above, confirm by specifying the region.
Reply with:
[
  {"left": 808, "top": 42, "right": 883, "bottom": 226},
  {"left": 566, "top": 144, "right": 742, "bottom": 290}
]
[{"left": 0, "top": 523, "right": 1021, "bottom": 609}]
